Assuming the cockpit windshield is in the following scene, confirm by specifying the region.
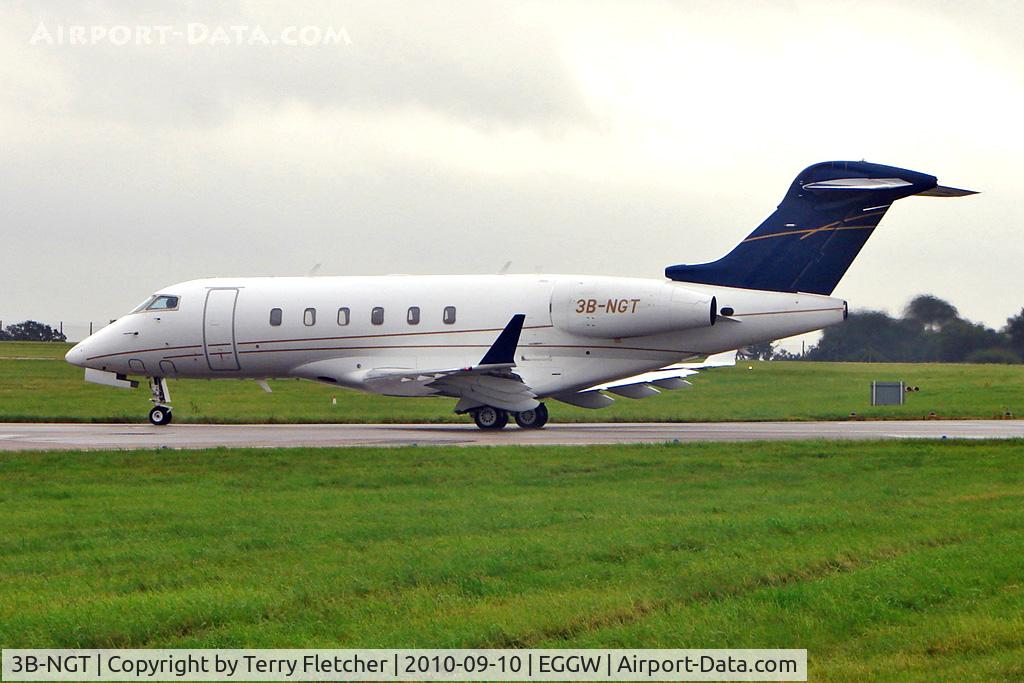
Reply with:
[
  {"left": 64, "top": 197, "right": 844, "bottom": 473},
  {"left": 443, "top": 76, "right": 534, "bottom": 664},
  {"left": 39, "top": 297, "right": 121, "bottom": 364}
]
[
  {"left": 130, "top": 296, "right": 157, "bottom": 313},
  {"left": 129, "top": 295, "right": 180, "bottom": 313},
  {"left": 147, "top": 295, "right": 180, "bottom": 310}
]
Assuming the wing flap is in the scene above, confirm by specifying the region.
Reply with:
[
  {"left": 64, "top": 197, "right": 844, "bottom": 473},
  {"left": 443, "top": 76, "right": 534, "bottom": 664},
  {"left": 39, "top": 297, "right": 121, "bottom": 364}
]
[
  {"left": 559, "top": 350, "right": 736, "bottom": 405},
  {"left": 552, "top": 390, "right": 616, "bottom": 409},
  {"left": 606, "top": 384, "right": 661, "bottom": 399},
  {"left": 588, "top": 350, "right": 736, "bottom": 392},
  {"left": 650, "top": 377, "right": 692, "bottom": 390}
]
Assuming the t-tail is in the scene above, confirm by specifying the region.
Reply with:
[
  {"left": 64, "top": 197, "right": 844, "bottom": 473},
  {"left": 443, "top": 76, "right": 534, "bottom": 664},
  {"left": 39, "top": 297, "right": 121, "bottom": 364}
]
[{"left": 665, "top": 160, "right": 976, "bottom": 295}]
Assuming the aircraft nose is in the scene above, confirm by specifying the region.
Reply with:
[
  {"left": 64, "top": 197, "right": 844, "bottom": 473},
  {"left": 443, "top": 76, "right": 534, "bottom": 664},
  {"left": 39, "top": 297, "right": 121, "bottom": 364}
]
[{"left": 65, "top": 341, "right": 87, "bottom": 367}]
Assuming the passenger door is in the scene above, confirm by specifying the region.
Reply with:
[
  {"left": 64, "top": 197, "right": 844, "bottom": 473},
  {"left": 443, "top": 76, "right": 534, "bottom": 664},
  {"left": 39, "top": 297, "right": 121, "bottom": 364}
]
[{"left": 203, "top": 288, "right": 240, "bottom": 371}]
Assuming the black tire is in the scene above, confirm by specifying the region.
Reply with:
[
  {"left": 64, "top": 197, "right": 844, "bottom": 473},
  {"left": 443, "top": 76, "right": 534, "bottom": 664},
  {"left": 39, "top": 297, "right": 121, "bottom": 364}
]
[
  {"left": 514, "top": 403, "right": 549, "bottom": 429},
  {"left": 149, "top": 406, "right": 172, "bottom": 426},
  {"left": 473, "top": 406, "right": 508, "bottom": 430}
]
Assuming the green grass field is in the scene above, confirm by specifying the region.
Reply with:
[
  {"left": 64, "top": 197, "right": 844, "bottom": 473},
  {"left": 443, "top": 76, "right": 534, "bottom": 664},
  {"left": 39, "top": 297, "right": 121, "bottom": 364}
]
[
  {"left": 2, "top": 341, "right": 1021, "bottom": 423},
  {"left": 1, "top": 441, "right": 1022, "bottom": 681}
]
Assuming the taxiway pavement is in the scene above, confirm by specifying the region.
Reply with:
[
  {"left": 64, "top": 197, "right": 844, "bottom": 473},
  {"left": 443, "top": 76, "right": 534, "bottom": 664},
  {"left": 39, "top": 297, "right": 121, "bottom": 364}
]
[{"left": 0, "top": 420, "right": 1022, "bottom": 451}]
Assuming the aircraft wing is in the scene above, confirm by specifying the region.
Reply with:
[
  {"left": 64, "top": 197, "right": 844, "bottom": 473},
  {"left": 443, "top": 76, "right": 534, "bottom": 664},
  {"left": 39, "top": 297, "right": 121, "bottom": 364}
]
[
  {"left": 432, "top": 372, "right": 538, "bottom": 412},
  {"left": 553, "top": 350, "right": 736, "bottom": 407},
  {"left": 363, "top": 314, "right": 540, "bottom": 412},
  {"left": 364, "top": 363, "right": 539, "bottom": 412}
]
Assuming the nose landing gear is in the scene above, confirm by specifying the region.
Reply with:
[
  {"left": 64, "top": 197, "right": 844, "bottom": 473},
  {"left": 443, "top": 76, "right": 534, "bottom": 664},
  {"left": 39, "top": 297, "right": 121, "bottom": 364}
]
[
  {"left": 147, "top": 377, "right": 173, "bottom": 425},
  {"left": 149, "top": 405, "right": 172, "bottom": 425}
]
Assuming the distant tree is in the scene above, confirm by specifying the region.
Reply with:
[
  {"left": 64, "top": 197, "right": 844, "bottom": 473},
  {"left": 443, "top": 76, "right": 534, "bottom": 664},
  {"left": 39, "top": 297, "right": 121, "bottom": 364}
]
[
  {"left": 738, "top": 341, "right": 774, "bottom": 361},
  {"left": 806, "top": 311, "right": 926, "bottom": 362},
  {"left": 804, "top": 296, "right": 1019, "bottom": 364},
  {"left": 933, "top": 319, "right": 1004, "bottom": 362},
  {"left": 903, "top": 294, "right": 959, "bottom": 331},
  {"left": 2, "top": 320, "right": 66, "bottom": 342},
  {"left": 964, "top": 348, "right": 1022, "bottom": 364},
  {"left": 1005, "top": 308, "right": 1024, "bottom": 355}
]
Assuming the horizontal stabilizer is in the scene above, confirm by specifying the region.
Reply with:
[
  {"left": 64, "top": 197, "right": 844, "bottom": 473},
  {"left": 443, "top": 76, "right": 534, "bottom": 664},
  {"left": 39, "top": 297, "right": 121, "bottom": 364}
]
[{"left": 917, "top": 185, "right": 978, "bottom": 197}]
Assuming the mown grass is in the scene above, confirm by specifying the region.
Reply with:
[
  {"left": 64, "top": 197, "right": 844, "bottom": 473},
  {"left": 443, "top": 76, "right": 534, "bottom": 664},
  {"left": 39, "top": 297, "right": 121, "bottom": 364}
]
[
  {"left": 1, "top": 440, "right": 1023, "bottom": 681},
  {"left": 2, "top": 341, "right": 1022, "bottom": 423}
]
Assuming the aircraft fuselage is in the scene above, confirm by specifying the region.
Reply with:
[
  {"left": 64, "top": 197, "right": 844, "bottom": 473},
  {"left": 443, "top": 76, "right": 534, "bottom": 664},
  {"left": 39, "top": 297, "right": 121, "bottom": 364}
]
[{"left": 67, "top": 274, "right": 845, "bottom": 398}]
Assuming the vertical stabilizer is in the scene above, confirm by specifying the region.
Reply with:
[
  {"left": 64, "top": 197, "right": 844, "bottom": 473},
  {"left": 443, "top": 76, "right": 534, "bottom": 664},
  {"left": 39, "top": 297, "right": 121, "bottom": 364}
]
[{"left": 665, "top": 161, "right": 976, "bottom": 295}]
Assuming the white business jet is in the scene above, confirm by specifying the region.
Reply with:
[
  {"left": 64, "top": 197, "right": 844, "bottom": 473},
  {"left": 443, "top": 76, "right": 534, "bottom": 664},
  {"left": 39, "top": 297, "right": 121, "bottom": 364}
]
[{"left": 65, "top": 161, "right": 973, "bottom": 428}]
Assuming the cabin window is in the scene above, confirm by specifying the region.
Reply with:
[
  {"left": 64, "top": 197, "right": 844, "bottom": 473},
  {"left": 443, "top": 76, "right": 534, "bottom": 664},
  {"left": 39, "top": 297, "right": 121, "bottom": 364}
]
[
  {"left": 371, "top": 307, "right": 384, "bottom": 325},
  {"left": 147, "top": 295, "right": 179, "bottom": 311},
  {"left": 303, "top": 308, "right": 316, "bottom": 326},
  {"left": 443, "top": 306, "right": 456, "bottom": 324},
  {"left": 269, "top": 308, "right": 282, "bottom": 326},
  {"left": 337, "top": 307, "right": 350, "bottom": 326},
  {"left": 407, "top": 306, "right": 420, "bottom": 325}
]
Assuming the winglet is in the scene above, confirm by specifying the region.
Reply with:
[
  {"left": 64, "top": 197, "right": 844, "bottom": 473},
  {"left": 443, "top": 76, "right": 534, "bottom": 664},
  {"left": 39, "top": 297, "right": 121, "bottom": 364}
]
[{"left": 479, "top": 314, "right": 526, "bottom": 366}]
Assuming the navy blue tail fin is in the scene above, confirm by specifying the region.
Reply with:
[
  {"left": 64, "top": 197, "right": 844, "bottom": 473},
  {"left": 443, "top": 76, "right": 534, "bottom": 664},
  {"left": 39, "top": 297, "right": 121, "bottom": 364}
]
[{"left": 666, "top": 161, "right": 975, "bottom": 295}]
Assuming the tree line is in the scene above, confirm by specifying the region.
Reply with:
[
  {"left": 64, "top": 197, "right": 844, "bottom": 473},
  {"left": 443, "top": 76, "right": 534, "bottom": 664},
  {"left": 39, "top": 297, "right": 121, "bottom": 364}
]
[
  {"left": 0, "top": 321, "right": 66, "bottom": 342},
  {"left": 743, "top": 295, "right": 1024, "bottom": 363}
]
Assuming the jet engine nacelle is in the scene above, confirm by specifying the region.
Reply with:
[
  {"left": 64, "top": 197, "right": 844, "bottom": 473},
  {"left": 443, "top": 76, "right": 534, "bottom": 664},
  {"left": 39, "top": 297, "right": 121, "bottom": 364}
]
[{"left": 551, "top": 277, "right": 716, "bottom": 339}]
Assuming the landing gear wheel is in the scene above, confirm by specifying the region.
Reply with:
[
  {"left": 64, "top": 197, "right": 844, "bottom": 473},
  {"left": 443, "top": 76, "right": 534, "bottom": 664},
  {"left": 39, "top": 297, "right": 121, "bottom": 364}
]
[
  {"left": 514, "top": 403, "right": 549, "bottom": 429},
  {"left": 473, "top": 406, "right": 508, "bottom": 430},
  {"left": 149, "top": 406, "right": 172, "bottom": 426},
  {"left": 147, "top": 377, "right": 173, "bottom": 426}
]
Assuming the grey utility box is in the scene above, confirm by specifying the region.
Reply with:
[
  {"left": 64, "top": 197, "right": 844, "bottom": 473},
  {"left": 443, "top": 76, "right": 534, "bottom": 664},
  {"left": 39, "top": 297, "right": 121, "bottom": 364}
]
[{"left": 871, "top": 381, "right": 905, "bottom": 406}]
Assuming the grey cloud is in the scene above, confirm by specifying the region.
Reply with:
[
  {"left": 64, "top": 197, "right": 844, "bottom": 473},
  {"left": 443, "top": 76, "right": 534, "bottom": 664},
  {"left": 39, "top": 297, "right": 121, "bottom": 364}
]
[
  {"left": 12, "top": 1, "right": 590, "bottom": 128},
  {"left": 1, "top": 0, "right": 1021, "bottom": 338}
]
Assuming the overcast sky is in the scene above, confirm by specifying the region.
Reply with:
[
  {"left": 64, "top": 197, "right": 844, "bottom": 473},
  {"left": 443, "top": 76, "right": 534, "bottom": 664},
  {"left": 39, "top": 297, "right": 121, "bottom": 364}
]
[{"left": 2, "top": 0, "right": 1022, "bottom": 343}]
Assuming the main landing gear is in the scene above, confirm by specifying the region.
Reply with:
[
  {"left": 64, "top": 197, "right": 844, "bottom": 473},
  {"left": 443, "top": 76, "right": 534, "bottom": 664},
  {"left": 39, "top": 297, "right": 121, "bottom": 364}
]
[
  {"left": 148, "top": 377, "right": 173, "bottom": 426},
  {"left": 513, "top": 403, "right": 548, "bottom": 429},
  {"left": 471, "top": 403, "right": 548, "bottom": 430}
]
